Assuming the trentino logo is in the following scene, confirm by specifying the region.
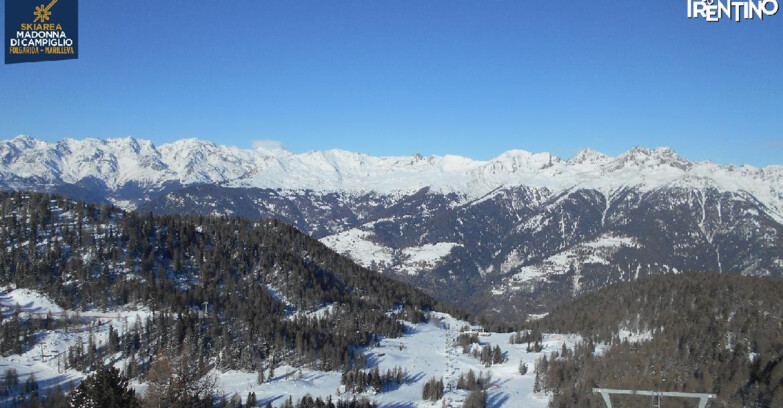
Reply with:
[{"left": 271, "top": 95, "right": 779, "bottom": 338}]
[
  {"left": 5, "top": 0, "right": 78, "bottom": 64},
  {"left": 687, "top": 0, "right": 779, "bottom": 22}
]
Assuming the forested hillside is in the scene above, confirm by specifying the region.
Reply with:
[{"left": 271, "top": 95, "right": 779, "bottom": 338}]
[
  {"left": 528, "top": 274, "right": 783, "bottom": 407},
  {"left": 0, "top": 191, "right": 457, "bottom": 377}
]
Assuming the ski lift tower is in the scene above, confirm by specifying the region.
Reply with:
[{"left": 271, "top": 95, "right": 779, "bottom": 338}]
[{"left": 593, "top": 388, "right": 716, "bottom": 408}]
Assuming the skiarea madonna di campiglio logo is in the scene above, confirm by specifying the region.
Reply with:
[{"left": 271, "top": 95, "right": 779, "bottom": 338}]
[{"left": 5, "top": 0, "right": 78, "bottom": 64}]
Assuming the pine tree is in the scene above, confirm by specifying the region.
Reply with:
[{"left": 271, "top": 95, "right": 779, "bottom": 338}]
[
  {"left": 533, "top": 370, "right": 541, "bottom": 393},
  {"left": 257, "top": 369, "right": 265, "bottom": 385},
  {"left": 68, "top": 367, "right": 139, "bottom": 408},
  {"left": 463, "top": 389, "right": 486, "bottom": 408},
  {"left": 519, "top": 361, "right": 528, "bottom": 375},
  {"left": 492, "top": 345, "right": 503, "bottom": 364},
  {"left": 247, "top": 392, "right": 257, "bottom": 407}
]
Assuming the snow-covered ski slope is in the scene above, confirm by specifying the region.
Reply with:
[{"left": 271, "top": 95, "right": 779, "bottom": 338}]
[
  {"left": 0, "top": 288, "right": 582, "bottom": 408},
  {"left": 216, "top": 312, "right": 579, "bottom": 408}
]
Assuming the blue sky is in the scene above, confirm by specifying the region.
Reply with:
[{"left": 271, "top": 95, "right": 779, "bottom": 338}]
[{"left": 1, "top": 0, "right": 781, "bottom": 165}]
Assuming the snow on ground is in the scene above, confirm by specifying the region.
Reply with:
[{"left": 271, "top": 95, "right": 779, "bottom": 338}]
[
  {"left": 217, "top": 312, "right": 580, "bottom": 408},
  {"left": 396, "top": 243, "right": 461, "bottom": 276},
  {"left": 320, "top": 229, "right": 393, "bottom": 269},
  {"left": 1, "top": 287, "right": 64, "bottom": 315},
  {"left": 617, "top": 328, "right": 654, "bottom": 344},
  {"left": 581, "top": 235, "right": 639, "bottom": 249},
  {"left": 321, "top": 229, "right": 459, "bottom": 276},
  {"left": 1, "top": 289, "right": 581, "bottom": 408},
  {"left": 287, "top": 303, "right": 337, "bottom": 321},
  {"left": 492, "top": 234, "right": 639, "bottom": 296},
  {"left": 0, "top": 288, "right": 150, "bottom": 407}
]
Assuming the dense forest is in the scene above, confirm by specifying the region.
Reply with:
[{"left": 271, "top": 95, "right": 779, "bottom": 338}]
[
  {"left": 528, "top": 273, "right": 783, "bottom": 408},
  {"left": 0, "top": 192, "right": 464, "bottom": 388}
]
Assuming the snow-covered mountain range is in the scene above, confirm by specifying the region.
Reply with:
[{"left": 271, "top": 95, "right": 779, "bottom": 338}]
[
  {"left": 3, "top": 135, "right": 783, "bottom": 319},
  {"left": 3, "top": 135, "right": 783, "bottom": 217}
]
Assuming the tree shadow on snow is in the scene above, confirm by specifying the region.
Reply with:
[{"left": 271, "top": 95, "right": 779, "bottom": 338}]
[
  {"left": 0, "top": 373, "right": 77, "bottom": 406},
  {"left": 0, "top": 293, "right": 55, "bottom": 315},
  {"left": 400, "top": 323, "right": 419, "bottom": 336},
  {"left": 379, "top": 371, "right": 425, "bottom": 393},
  {"left": 492, "top": 378, "right": 511, "bottom": 387},
  {"left": 378, "top": 402, "right": 417, "bottom": 408},
  {"left": 364, "top": 352, "right": 381, "bottom": 369},
  {"left": 486, "top": 391, "right": 509, "bottom": 408},
  {"left": 258, "top": 395, "right": 285, "bottom": 406},
  {"left": 36, "top": 374, "right": 78, "bottom": 392},
  {"left": 301, "top": 372, "right": 327, "bottom": 382},
  {"left": 405, "top": 371, "right": 426, "bottom": 384}
]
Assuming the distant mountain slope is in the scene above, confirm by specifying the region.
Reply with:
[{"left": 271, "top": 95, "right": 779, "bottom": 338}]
[
  {"left": 529, "top": 273, "right": 783, "bottom": 407},
  {"left": 141, "top": 182, "right": 783, "bottom": 321},
  {"left": 2, "top": 136, "right": 783, "bottom": 320}
]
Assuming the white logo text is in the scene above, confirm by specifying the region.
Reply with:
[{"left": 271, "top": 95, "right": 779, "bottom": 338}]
[{"left": 687, "top": 0, "right": 779, "bottom": 22}]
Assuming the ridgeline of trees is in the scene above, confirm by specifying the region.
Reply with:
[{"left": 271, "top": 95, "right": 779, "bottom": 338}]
[{"left": 528, "top": 273, "right": 783, "bottom": 407}]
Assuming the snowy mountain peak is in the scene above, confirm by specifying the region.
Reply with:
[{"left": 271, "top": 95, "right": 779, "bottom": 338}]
[
  {"left": 11, "top": 134, "right": 36, "bottom": 146},
  {"left": 569, "top": 148, "right": 610, "bottom": 165},
  {"left": 615, "top": 146, "right": 690, "bottom": 170}
]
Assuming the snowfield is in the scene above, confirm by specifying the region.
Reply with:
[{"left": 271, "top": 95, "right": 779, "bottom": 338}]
[
  {"left": 395, "top": 243, "right": 462, "bottom": 276},
  {"left": 320, "top": 228, "right": 460, "bottom": 276},
  {"left": 0, "top": 289, "right": 582, "bottom": 408},
  {"left": 320, "top": 229, "right": 394, "bottom": 269},
  {"left": 0, "top": 288, "right": 64, "bottom": 315}
]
